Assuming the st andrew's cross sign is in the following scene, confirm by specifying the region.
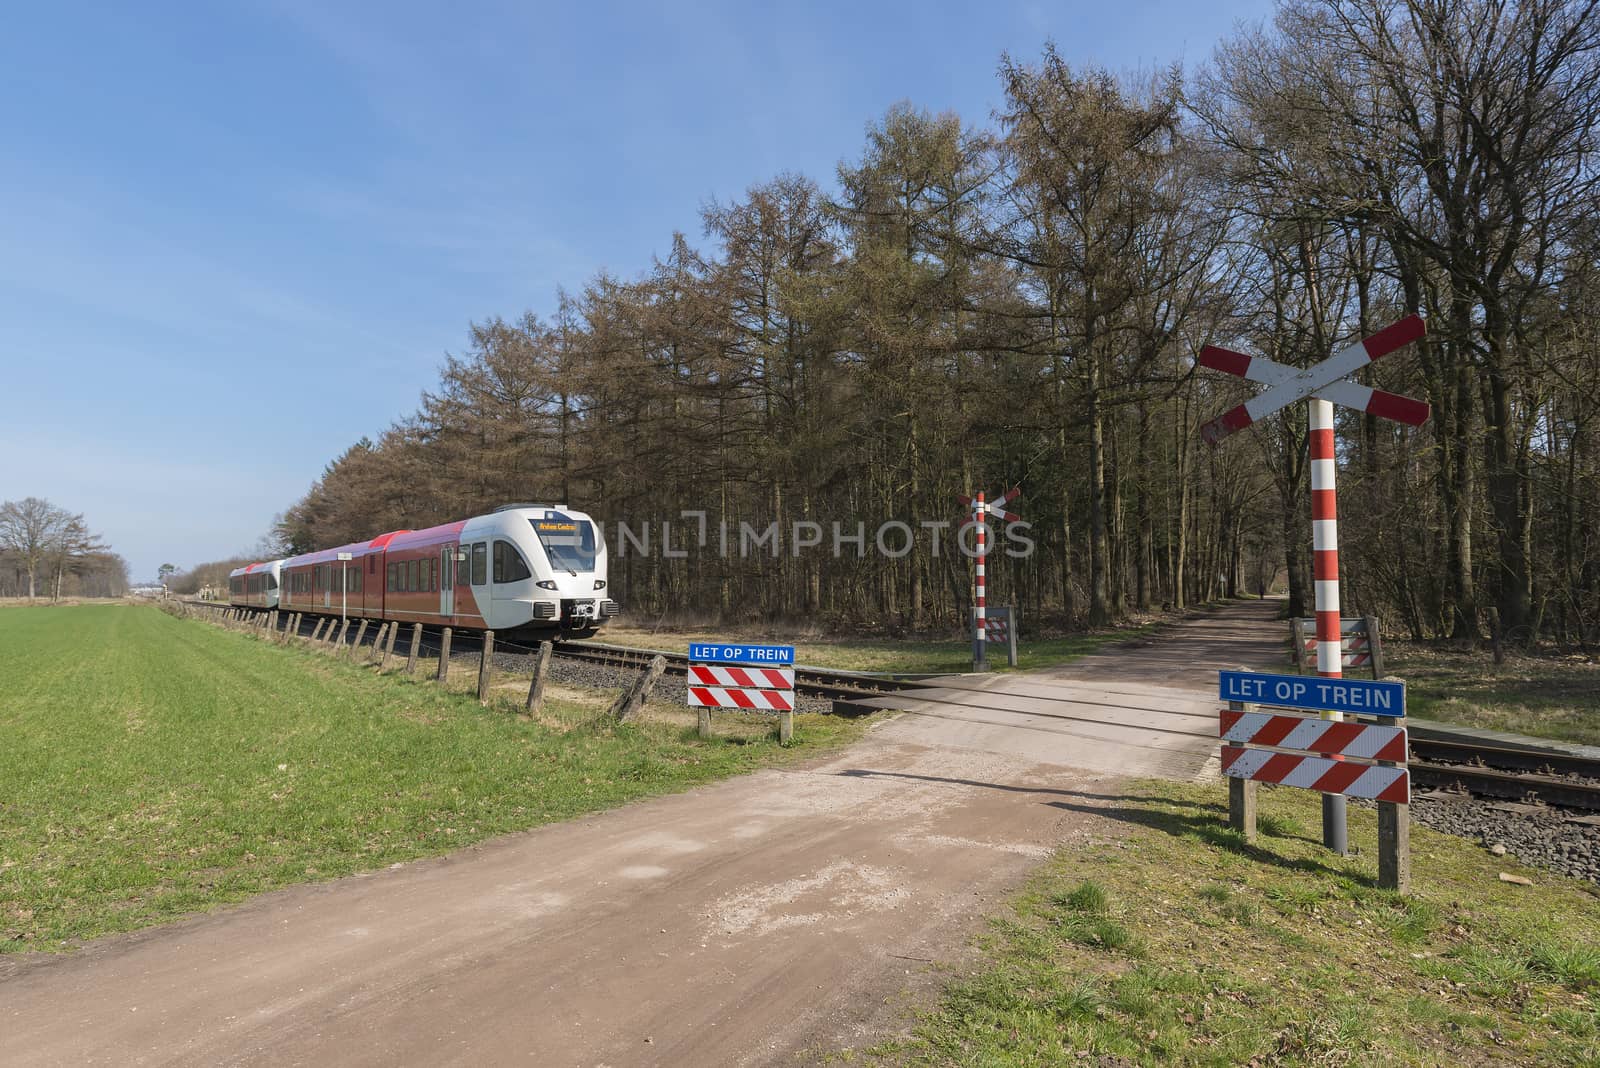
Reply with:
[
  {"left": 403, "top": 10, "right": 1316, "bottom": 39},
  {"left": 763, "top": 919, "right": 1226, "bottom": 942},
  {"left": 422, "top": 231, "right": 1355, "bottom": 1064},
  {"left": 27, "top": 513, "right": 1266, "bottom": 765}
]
[{"left": 1197, "top": 314, "right": 1427, "bottom": 878}]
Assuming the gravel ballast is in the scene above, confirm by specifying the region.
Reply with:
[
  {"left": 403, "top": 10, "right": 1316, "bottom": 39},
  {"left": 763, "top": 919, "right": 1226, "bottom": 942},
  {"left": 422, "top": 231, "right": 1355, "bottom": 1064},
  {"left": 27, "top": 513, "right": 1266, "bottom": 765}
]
[{"left": 1411, "top": 793, "right": 1600, "bottom": 884}]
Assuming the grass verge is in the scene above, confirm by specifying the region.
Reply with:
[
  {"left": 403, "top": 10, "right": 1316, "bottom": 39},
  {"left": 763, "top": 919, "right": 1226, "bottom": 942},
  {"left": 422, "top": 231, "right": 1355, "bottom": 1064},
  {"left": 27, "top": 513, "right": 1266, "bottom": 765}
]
[
  {"left": 598, "top": 611, "right": 1188, "bottom": 675},
  {"left": 1382, "top": 643, "right": 1600, "bottom": 748},
  {"left": 0, "top": 605, "right": 862, "bottom": 953},
  {"left": 867, "top": 781, "right": 1600, "bottom": 1066}
]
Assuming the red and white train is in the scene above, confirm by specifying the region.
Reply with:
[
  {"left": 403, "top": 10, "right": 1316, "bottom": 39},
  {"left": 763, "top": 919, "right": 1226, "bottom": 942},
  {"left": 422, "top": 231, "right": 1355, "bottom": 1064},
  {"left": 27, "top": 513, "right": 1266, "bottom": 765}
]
[{"left": 229, "top": 505, "right": 618, "bottom": 640}]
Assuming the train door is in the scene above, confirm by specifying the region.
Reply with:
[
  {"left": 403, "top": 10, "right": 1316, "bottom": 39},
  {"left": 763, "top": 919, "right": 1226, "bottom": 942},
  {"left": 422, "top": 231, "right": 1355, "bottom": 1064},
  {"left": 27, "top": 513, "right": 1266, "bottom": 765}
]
[
  {"left": 440, "top": 544, "right": 455, "bottom": 619},
  {"left": 468, "top": 541, "right": 488, "bottom": 623}
]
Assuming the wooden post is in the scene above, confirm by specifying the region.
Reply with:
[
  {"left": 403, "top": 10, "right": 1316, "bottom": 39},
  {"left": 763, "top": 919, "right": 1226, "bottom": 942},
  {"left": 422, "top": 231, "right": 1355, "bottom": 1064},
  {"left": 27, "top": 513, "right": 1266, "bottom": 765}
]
[
  {"left": 436, "top": 627, "right": 452, "bottom": 682},
  {"left": 355, "top": 619, "right": 371, "bottom": 657},
  {"left": 1377, "top": 690, "right": 1411, "bottom": 892},
  {"left": 1378, "top": 795, "right": 1411, "bottom": 893},
  {"left": 1364, "top": 615, "right": 1384, "bottom": 679},
  {"left": 406, "top": 623, "right": 422, "bottom": 675},
  {"left": 271, "top": 610, "right": 280, "bottom": 637},
  {"left": 380, "top": 622, "right": 397, "bottom": 670},
  {"left": 1226, "top": 698, "right": 1257, "bottom": 841},
  {"left": 311, "top": 618, "right": 325, "bottom": 642},
  {"left": 334, "top": 619, "right": 349, "bottom": 651},
  {"left": 1005, "top": 605, "right": 1019, "bottom": 668},
  {"left": 779, "top": 710, "right": 794, "bottom": 745},
  {"left": 477, "top": 631, "right": 495, "bottom": 704},
  {"left": 610, "top": 655, "right": 667, "bottom": 722},
  {"left": 369, "top": 622, "right": 387, "bottom": 664},
  {"left": 526, "top": 641, "right": 552, "bottom": 714},
  {"left": 697, "top": 707, "right": 712, "bottom": 740}
]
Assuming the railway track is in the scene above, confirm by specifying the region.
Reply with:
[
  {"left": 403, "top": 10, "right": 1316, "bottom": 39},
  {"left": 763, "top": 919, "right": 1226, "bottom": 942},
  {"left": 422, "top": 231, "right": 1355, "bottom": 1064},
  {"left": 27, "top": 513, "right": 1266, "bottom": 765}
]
[
  {"left": 1409, "top": 736, "right": 1600, "bottom": 813},
  {"left": 188, "top": 602, "right": 1600, "bottom": 809},
  {"left": 546, "top": 640, "right": 935, "bottom": 704}
]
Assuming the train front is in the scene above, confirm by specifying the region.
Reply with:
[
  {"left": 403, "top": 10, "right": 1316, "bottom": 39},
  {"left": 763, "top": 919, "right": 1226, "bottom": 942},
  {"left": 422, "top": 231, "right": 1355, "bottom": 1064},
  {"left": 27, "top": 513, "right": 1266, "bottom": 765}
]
[{"left": 503, "top": 506, "right": 618, "bottom": 639}]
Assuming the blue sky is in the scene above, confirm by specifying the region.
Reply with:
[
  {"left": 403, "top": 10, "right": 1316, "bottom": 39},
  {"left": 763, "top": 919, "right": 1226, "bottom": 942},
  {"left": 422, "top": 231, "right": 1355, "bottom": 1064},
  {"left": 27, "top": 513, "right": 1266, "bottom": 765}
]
[{"left": 0, "top": 0, "right": 1272, "bottom": 583}]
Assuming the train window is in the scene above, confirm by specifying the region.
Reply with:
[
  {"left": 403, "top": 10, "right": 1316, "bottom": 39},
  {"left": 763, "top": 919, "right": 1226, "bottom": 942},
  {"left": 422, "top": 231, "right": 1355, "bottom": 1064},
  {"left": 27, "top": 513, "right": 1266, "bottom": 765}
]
[
  {"left": 456, "top": 549, "right": 470, "bottom": 588},
  {"left": 267, "top": 574, "right": 277, "bottom": 590},
  {"left": 387, "top": 563, "right": 396, "bottom": 592},
  {"left": 470, "top": 542, "right": 487, "bottom": 585},
  {"left": 409, "top": 559, "right": 420, "bottom": 591},
  {"left": 494, "top": 540, "right": 532, "bottom": 583},
  {"left": 420, "top": 558, "right": 431, "bottom": 592}
]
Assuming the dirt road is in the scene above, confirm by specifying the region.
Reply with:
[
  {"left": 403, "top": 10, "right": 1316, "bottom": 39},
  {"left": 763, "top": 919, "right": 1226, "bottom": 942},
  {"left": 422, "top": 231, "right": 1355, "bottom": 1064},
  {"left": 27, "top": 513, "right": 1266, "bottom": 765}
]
[{"left": 4, "top": 600, "right": 1282, "bottom": 1066}]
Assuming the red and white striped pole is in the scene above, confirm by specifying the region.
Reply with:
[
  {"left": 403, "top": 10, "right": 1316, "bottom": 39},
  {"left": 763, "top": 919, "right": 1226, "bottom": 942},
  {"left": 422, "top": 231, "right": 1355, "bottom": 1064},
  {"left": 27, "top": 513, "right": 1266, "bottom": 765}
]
[
  {"left": 974, "top": 492, "right": 989, "bottom": 672},
  {"left": 1310, "top": 397, "right": 1348, "bottom": 854}
]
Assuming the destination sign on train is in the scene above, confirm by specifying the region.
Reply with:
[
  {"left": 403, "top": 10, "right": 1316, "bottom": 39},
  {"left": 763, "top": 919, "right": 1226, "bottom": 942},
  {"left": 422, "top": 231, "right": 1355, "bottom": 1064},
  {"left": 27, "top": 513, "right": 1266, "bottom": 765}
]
[
  {"left": 689, "top": 643, "right": 796, "bottom": 665},
  {"left": 1218, "top": 669, "right": 1405, "bottom": 718}
]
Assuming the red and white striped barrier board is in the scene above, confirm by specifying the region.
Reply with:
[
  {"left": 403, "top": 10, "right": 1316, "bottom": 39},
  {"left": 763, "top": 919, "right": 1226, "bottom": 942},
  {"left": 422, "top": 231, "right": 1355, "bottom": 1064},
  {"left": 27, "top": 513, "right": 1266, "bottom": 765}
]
[
  {"left": 1199, "top": 315, "right": 1427, "bottom": 444},
  {"left": 686, "top": 642, "right": 796, "bottom": 714},
  {"left": 1294, "top": 618, "right": 1376, "bottom": 668},
  {"left": 1220, "top": 710, "right": 1407, "bottom": 762},
  {"left": 1222, "top": 745, "right": 1409, "bottom": 803},
  {"left": 1300, "top": 635, "right": 1372, "bottom": 667},
  {"left": 983, "top": 617, "right": 1009, "bottom": 642},
  {"left": 688, "top": 686, "right": 794, "bottom": 711},
  {"left": 687, "top": 664, "right": 795, "bottom": 689}
]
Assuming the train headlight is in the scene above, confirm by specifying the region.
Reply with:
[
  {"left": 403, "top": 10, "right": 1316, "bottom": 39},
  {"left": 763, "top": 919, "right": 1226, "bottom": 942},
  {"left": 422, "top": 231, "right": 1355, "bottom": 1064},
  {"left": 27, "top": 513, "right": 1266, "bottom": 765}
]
[
  {"left": 535, "top": 580, "right": 557, "bottom": 591},
  {"left": 593, "top": 580, "right": 606, "bottom": 590}
]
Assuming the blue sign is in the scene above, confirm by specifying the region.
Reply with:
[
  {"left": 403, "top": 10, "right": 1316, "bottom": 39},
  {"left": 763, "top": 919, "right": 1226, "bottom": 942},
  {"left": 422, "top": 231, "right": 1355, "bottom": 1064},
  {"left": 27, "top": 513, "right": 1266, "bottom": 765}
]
[
  {"left": 1219, "top": 669, "right": 1405, "bottom": 718},
  {"left": 689, "top": 643, "right": 795, "bottom": 666}
]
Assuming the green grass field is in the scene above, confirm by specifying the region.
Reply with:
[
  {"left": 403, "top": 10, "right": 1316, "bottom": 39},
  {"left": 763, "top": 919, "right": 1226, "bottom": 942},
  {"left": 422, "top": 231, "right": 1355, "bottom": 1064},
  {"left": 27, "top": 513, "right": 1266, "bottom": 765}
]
[
  {"left": 0, "top": 605, "right": 860, "bottom": 953},
  {"left": 867, "top": 782, "right": 1600, "bottom": 1066}
]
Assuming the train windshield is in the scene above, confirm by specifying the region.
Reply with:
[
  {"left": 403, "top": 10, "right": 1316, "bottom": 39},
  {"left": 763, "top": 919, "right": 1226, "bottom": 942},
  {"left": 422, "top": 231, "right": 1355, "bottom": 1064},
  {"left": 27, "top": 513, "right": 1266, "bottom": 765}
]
[{"left": 530, "top": 514, "right": 597, "bottom": 572}]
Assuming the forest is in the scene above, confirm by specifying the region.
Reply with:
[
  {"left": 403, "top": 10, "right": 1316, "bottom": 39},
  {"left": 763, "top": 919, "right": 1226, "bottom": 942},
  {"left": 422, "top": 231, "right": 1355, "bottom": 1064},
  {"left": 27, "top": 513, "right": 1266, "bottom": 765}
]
[{"left": 275, "top": 0, "right": 1600, "bottom": 646}]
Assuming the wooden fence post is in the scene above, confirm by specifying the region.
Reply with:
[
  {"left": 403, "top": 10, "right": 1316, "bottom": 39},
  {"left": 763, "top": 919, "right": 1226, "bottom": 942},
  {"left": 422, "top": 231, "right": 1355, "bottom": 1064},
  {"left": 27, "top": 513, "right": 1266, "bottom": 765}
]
[
  {"left": 477, "top": 631, "right": 495, "bottom": 704},
  {"left": 698, "top": 707, "right": 712, "bottom": 740},
  {"left": 779, "top": 709, "right": 794, "bottom": 745},
  {"left": 311, "top": 619, "right": 325, "bottom": 642},
  {"left": 333, "top": 619, "right": 349, "bottom": 652},
  {"left": 381, "top": 622, "right": 398, "bottom": 670},
  {"left": 351, "top": 620, "right": 369, "bottom": 658},
  {"left": 1364, "top": 615, "right": 1384, "bottom": 678},
  {"left": 1227, "top": 697, "right": 1258, "bottom": 842},
  {"left": 369, "top": 622, "right": 388, "bottom": 664},
  {"left": 610, "top": 655, "right": 667, "bottom": 723},
  {"left": 436, "top": 627, "right": 452, "bottom": 682},
  {"left": 406, "top": 623, "right": 422, "bottom": 675},
  {"left": 526, "top": 641, "right": 552, "bottom": 714}
]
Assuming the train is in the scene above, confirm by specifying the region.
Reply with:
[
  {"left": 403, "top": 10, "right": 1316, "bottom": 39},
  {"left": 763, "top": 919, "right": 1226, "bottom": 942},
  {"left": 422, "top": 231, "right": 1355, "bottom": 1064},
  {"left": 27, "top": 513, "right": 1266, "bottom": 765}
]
[{"left": 228, "top": 504, "right": 619, "bottom": 640}]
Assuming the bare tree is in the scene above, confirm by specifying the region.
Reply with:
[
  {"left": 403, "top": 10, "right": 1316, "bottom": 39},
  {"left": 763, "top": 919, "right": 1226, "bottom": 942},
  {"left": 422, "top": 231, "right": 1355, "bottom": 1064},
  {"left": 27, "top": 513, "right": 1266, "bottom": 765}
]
[{"left": 0, "top": 497, "right": 74, "bottom": 600}]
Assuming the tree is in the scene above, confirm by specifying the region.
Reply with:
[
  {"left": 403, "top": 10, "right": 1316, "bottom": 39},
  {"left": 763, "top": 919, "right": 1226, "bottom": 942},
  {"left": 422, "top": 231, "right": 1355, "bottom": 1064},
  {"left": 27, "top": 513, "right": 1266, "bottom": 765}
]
[
  {"left": 158, "top": 563, "right": 176, "bottom": 585},
  {"left": 0, "top": 497, "right": 73, "bottom": 600}
]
